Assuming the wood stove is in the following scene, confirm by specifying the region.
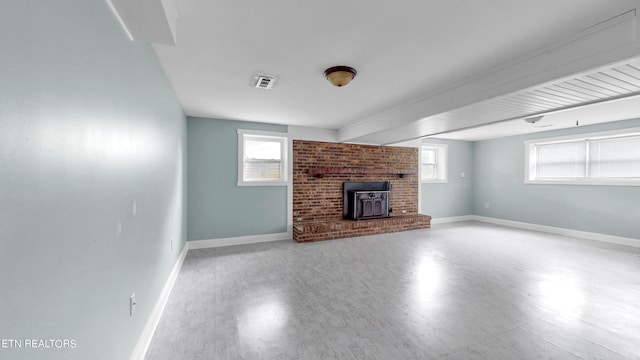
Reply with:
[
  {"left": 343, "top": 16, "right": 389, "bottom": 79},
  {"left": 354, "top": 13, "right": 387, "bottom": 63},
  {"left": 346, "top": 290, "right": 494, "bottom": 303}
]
[{"left": 343, "top": 181, "right": 391, "bottom": 220}]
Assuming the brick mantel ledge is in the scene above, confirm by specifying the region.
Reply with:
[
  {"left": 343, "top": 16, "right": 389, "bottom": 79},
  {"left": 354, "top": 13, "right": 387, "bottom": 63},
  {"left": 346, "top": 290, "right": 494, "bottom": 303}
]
[{"left": 308, "top": 167, "right": 417, "bottom": 178}]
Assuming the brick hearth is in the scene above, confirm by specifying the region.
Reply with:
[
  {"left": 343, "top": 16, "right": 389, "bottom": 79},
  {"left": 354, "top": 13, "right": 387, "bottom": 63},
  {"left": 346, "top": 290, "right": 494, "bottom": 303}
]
[
  {"left": 293, "top": 215, "right": 431, "bottom": 242},
  {"left": 293, "top": 140, "right": 431, "bottom": 242}
]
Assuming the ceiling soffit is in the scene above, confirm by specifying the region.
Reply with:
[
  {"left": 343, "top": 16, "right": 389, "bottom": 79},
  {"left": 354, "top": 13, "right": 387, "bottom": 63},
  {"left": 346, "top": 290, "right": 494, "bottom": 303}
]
[{"left": 341, "top": 10, "right": 640, "bottom": 144}]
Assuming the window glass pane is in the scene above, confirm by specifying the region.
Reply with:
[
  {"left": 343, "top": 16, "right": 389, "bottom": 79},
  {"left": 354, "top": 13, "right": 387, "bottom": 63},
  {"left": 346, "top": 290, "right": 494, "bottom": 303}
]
[
  {"left": 421, "top": 144, "right": 447, "bottom": 182},
  {"left": 239, "top": 132, "right": 287, "bottom": 184},
  {"left": 245, "top": 139, "right": 281, "bottom": 160},
  {"left": 527, "top": 129, "right": 640, "bottom": 185},
  {"left": 244, "top": 160, "right": 282, "bottom": 180},
  {"left": 589, "top": 136, "right": 640, "bottom": 178},
  {"left": 422, "top": 164, "right": 436, "bottom": 179},
  {"left": 422, "top": 149, "right": 436, "bottom": 163},
  {"left": 536, "top": 141, "right": 586, "bottom": 178}
]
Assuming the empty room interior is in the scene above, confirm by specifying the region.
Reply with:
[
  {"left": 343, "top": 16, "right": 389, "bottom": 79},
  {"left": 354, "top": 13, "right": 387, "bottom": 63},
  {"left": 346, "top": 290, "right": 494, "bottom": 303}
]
[{"left": 3, "top": 1, "right": 640, "bottom": 359}]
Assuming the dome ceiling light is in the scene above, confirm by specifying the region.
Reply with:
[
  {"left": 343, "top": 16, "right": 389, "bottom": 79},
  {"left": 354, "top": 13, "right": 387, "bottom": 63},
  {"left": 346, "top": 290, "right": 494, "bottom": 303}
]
[
  {"left": 524, "top": 115, "right": 544, "bottom": 124},
  {"left": 324, "top": 66, "right": 357, "bottom": 87}
]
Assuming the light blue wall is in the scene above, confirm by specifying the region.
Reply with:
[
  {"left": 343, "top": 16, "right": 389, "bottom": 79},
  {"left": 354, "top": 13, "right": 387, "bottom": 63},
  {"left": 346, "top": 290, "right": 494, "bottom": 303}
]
[
  {"left": 473, "top": 119, "right": 640, "bottom": 239},
  {"left": 187, "top": 117, "right": 288, "bottom": 240},
  {"left": 420, "top": 139, "right": 474, "bottom": 218},
  {"left": 0, "top": 1, "right": 186, "bottom": 359}
]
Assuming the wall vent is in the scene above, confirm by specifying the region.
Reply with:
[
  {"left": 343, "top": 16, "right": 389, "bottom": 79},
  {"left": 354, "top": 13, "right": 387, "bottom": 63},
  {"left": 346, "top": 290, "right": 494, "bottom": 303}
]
[{"left": 254, "top": 73, "right": 277, "bottom": 90}]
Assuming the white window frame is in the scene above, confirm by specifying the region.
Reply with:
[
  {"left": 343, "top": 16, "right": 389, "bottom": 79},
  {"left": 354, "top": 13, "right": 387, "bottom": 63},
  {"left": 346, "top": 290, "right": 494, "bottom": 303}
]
[
  {"left": 420, "top": 143, "right": 448, "bottom": 183},
  {"left": 524, "top": 127, "right": 640, "bottom": 186},
  {"left": 238, "top": 129, "right": 289, "bottom": 186}
]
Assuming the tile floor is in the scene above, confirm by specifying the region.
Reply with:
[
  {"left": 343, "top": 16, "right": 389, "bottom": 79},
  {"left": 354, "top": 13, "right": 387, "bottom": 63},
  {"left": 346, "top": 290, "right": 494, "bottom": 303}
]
[{"left": 145, "top": 221, "right": 640, "bottom": 359}]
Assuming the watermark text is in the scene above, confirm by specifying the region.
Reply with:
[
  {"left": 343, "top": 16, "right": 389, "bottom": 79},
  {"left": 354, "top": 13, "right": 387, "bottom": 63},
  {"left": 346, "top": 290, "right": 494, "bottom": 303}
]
[{"left": 1, "top": 339, "right": 76, "bottom": 349}]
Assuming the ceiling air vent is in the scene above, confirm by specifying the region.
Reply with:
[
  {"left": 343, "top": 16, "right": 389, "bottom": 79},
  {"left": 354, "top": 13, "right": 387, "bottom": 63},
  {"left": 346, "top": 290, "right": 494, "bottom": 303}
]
[{"left": 253, "top": 73, "right": 277, "bottom": 90}]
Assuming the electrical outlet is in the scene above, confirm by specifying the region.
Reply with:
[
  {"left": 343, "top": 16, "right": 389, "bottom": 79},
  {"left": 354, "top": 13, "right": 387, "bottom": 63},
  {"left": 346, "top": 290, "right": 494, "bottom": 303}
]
[
  {"left": 401, "top": 209, "right": 407, "bottom": 214},
  {"left": 484, "top": 202, "right": 490, "bottom": 209},
  {"left": 132, "top": 200, "right": 137, "bottom": 216},
  {"left": 460, "top": 172, "right": 465, "bottom": 178},
  {"left": 130, "top": 293, "right": 136, "bottom": 316}
]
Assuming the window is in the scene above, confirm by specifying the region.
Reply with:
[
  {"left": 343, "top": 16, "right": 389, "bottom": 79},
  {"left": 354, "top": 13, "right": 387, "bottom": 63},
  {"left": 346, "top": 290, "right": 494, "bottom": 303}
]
[
  {"left": 238, "top": 129, "right": 288, "bottom": 186},
  {"left": 525, "top": 127, "right": 640, "bottom": 186},
  {"left": 421, "top": 144, "right": 447, "bottom": 183}
]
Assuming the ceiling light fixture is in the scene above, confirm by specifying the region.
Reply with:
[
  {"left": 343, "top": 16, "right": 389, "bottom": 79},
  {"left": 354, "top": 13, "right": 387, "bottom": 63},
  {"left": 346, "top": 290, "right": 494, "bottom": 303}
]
[
  {"left": 324, "top": 66, "right": 357, "bottom": 87},
  {"left": 524, "top": 115, "right": 544, "bottom": 124}
]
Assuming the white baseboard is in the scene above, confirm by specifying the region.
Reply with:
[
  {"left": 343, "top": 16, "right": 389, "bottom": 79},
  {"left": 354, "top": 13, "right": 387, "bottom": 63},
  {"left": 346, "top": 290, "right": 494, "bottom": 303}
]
[
  {"left": 188, "top": 232, "right": 291, "bottom": 250},
  {"left": 430, "top": 215, "right": 475, "bottom": 224},
  {"left": 472, "top": 215, "right": 640, "bottom": 248},
  {"left": 427, "top": 215, "right": 639, "bottom": 248},
  {"left": 130, "top": 244, "right": 189, "bottom": 360}
]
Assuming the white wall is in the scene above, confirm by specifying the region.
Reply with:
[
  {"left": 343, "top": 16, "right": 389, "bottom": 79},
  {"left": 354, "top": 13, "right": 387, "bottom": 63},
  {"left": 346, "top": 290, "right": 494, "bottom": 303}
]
[
  {"left": 473, "top": 119, "right": 640, "bottom": 239},
  {"left": 0, "top": 1, "right": 186, "bottom": 359}
]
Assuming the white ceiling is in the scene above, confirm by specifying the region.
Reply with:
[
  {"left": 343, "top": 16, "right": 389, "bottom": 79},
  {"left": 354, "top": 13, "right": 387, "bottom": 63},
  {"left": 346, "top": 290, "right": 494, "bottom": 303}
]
[{"left": 142, "top": 0, "right": 640, "bottom": 143}]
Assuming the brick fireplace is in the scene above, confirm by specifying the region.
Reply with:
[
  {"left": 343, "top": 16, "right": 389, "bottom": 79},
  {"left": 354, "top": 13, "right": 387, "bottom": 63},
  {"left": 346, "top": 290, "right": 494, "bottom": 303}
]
[{"left": 293, "top": 140, "right": 431, "bottom": 242}]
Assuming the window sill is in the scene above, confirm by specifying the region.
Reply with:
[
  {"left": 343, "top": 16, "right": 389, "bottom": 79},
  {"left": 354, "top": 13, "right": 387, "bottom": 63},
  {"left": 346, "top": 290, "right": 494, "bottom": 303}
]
[{"left": 237, "top": 180, "right": 289, "bottom": 187}]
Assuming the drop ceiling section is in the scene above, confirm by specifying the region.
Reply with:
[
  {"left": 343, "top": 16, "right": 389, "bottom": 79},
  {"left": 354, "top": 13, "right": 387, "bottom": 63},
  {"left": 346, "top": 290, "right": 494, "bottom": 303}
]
[
  {"left": 342, "top": 12, "right": 640, "bottom": 144},
  {"left": 352, "top": 57, "right": 640, "bottom": 145},
  {"left": 509, "top": 60, "right": 640, "bottom": 114}
]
